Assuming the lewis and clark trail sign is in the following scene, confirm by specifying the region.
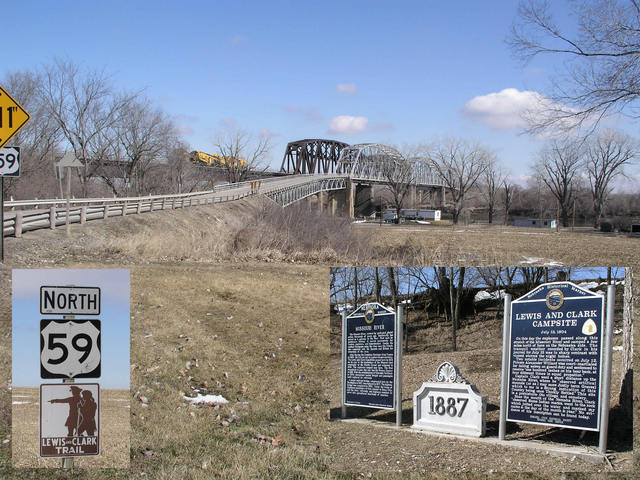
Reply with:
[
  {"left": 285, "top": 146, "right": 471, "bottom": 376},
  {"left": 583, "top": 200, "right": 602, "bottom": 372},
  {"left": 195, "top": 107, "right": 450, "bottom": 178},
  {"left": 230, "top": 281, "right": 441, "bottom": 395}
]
[
  {"left": 499, "top": 281, "right": 616, "bottom": 455},
  {"left": 40, "top": 383, "right": 99, "bottom": 457}
]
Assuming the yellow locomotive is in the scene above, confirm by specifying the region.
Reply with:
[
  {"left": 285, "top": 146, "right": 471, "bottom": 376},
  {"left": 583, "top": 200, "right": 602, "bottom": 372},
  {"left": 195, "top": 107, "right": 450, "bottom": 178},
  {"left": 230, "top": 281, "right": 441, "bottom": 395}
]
[{"left": 189, "top": 150, "right": 247, "bottom": 168}]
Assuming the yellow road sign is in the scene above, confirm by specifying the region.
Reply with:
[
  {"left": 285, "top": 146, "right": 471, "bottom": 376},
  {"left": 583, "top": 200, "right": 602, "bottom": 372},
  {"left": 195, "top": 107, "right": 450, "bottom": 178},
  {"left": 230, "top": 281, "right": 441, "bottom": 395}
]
[{"left": 0, "top": 85, "right": 30, "bottom": 149}]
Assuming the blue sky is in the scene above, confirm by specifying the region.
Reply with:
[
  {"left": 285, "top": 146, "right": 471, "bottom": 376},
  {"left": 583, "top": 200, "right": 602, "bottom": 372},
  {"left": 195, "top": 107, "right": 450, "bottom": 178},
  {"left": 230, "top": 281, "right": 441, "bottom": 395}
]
[
  {"left": 3, "top": 1, "right": 638, "bottom": 187},
  {"left": 12, "top": 269, "right": 130, "bottom": 389}
]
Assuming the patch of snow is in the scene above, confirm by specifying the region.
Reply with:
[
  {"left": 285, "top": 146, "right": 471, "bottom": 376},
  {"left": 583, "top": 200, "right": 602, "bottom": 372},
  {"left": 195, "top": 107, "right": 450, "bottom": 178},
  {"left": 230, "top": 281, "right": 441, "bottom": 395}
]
[
  {"left": 614, "top": 329, "right": 622, "bottom": 335},
  {"left": 415, "top": 220, "right": 430, "bottom": 225},
  {"left": 474, "top": 289, "right": 506, "bottom": 303},
  {"left": 612, "top": 346, "right": 623, "bottom": 351},
  {"left": 518, "top": 257, "right": 564, "bottom": 267},
  {"left": 351, "top": 220, "right": 367, "bottom": 224},
  {"left": 183, "top": 394, "right": 228, "bottom": 405},
  {"left": 578, "top": 282, "right": 599, "bottom": 290},
  {"left": 12, "top": 401, "right": 30, "bottom": 405},
  {"left": 334, "top": 303, "right": 354, "bottom": 313},
  {"left": 519, "top": 257, "right": 543, "bottom": 264}
]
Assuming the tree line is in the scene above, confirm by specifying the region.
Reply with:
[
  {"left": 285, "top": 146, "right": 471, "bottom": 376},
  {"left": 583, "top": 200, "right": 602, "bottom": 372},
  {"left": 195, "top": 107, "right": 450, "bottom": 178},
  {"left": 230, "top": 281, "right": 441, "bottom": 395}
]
[
  {"left": 380, "top": 133, "right": 637, "bottom": 229},
  {"left": 2, "top": 58, "right": 271, "bottom": 200}
]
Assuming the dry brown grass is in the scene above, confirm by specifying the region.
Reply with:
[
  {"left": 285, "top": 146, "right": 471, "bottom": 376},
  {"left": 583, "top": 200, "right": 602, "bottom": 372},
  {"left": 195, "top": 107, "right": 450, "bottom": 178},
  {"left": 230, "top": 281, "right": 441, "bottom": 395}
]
[
  {"left": 0, "top": 197, "right": 636, "bottom": 479},
  {"left": 11, "top": 387, "right": 129, "bottom": 468}
]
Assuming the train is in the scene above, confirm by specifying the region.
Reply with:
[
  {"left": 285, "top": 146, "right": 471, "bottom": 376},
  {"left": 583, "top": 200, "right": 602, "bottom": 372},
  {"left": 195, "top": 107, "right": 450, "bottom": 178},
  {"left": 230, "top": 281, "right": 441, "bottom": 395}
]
[{"left": 189, "top": 150, "right": 247, "bottom": 168}]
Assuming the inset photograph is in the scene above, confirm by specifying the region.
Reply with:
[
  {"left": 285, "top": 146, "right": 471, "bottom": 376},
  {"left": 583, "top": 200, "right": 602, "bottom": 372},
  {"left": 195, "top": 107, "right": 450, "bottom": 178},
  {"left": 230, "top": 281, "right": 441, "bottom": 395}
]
[
  {"left": 11, "top": 269, "right": 130, "bottom": 468},
  {"left": 329, "top": 266, "right": 633, "bottom": 474}
]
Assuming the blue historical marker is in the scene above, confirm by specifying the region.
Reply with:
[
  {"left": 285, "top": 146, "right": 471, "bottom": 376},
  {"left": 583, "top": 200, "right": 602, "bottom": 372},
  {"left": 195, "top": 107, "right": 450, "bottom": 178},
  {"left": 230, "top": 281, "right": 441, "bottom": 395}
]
[
  {"left": 507, "top": 282, "right": 605, "bottom": 431},
  {"left": 344, "top": 303, "right": 396, "bottom": 409}
]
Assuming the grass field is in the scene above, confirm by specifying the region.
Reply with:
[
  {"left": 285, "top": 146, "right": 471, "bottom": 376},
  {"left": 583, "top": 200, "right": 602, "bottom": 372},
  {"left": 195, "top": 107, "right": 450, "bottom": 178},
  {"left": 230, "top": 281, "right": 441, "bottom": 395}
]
[{"left": 0, "top": 198, "right": 635, "bottom": 479}]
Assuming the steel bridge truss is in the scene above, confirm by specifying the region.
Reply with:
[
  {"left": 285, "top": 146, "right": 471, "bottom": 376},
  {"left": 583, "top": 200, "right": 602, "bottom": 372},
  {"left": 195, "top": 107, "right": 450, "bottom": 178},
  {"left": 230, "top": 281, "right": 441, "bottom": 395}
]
[
  {"left": 281, "top": 139, "right": 349, "bottom": 175},
  {"left": 337, "top": 143, "right": 442, "bottom": 186},
  {"left": 265, "top": 176, "right": 347, "bottom": 207}
]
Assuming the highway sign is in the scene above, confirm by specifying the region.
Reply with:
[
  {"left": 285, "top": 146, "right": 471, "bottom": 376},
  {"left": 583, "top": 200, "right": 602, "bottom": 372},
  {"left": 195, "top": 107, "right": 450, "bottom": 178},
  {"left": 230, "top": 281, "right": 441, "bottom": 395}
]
[
  {"left": 40, "top": 286, "right": 101, "bottom": 315},
  {"left": 40, "top": 383, "right": 100, "bottom": 457},
  {"left": 507, "top": 282, "right": 604, "bottom": 431},
  {"left": 0, "top": 85, "right": 30, "bottom": 149},
  {"left": 40, "top": 320, "right": 101, "bottom": 379},
  {"left": 0, "top": 147, "right": 20, "bottom": 177}
]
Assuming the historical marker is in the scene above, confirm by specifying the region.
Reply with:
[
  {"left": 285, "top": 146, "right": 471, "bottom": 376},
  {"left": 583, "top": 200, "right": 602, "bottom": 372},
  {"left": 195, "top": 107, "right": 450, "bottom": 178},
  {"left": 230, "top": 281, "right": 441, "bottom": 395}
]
[
  {"left": 40, "top": 319, "right": 101, "bottom": 379},
  {"left": 507, "top": 282, "right": 605, "bottom": 431},
  {"left": 40, "top": 286, "right": 101, "bottom": 315},
  {"left": 344, "top": 303, "right": 396, "bottom": 409},
  {"left": 40, "top": 383, "right": 100, "bottom": 457},
  {"left": 413, "top": 362, "right": 486, "bottom": 437}
]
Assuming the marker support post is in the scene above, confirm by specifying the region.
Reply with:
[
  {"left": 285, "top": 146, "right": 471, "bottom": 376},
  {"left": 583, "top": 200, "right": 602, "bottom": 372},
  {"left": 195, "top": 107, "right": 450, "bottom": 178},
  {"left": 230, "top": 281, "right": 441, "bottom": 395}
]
[
  {"left": 341, "top": 309, "right": 347, "bottom": 419},
  {"left": 598, "top": 285, "right": 615, "bottom": 455},
  {"left": 498, "top": 293, "right": 512, "bottom": 441},
  {"left": 395, "top": 305, "right": 403, "bottom": 427}
]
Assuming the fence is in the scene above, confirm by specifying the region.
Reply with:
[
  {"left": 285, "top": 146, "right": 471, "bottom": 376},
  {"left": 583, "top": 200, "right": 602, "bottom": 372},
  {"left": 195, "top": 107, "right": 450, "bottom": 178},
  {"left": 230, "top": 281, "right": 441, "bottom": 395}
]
[{"left": 2, "top": 174, "right": 348, "bottom": 237}]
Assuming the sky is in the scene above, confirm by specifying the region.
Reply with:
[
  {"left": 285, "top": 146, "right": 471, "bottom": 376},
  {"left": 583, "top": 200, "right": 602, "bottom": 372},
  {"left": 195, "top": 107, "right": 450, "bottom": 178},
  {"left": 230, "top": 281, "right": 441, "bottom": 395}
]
[
  {"left": 3, "top": 1, "right": 638, "bottom": 188},
  {"left": 12, "top": 269, "right": 130, "bottom": 389}
]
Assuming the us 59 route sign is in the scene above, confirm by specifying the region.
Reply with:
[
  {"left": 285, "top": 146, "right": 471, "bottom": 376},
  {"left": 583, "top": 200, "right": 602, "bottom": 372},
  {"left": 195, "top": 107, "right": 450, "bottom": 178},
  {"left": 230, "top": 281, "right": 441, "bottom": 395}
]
[{"left": 40, "top": 320, "right": 101, "bottom": 379}]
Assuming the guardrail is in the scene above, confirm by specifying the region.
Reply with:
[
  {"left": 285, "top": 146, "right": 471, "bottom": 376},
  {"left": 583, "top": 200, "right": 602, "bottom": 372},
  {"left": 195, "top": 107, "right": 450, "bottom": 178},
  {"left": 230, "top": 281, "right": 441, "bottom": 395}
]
[{"left": 2, "top": 174, "right": 348, "bottom": 237}]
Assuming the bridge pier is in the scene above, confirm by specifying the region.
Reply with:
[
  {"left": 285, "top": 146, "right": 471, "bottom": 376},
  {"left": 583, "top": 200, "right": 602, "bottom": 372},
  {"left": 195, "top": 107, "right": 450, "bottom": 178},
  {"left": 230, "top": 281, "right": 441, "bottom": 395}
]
[
  {"left": 409, "top": 184, "right": 416, "bottom": 208},
  {"left": 346, "top": 179, "right": 355, "bottom": 219},
  {"left": 318, "top": 191, "right": 325, "bottom": 213},
  {"left": 330, "top": 193, "right": 337, "bottom": 216}
]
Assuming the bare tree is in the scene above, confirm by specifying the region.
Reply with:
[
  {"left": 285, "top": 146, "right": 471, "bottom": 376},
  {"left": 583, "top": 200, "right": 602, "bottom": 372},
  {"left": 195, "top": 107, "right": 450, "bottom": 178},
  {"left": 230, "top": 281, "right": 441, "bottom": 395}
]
[
  {"left": 38, "top": 58, "right": 136, "bottom": 196},
  {"left": 502, "top": 177, "right": 516, "bottom": 225},
  {"left": 166, "top": 141, "right": 199, "bottom": 194},
  {"left": 112, "top": 98, "right": 177, "bottom": 195},
  {"left": 585, "top": 130, "right": 637, "bottom": 228},
  {"left": 380, "top": 147, "right": 416, "bottom": 216},
  {"left": 508, "top": 0, "right": 640, "bottom": 133},
  {"left": 1, "top": 69, "right": 61, "bottom": 198},
  {"left": 619, "top": 268, "right": 633, "bottom": 417},
  {"left": 427, "top": 138, "right": 491, "bottom": 224},
  {"left": 535, "top": 140, "right": 583, "bottom": 226},
  {"left": 212, "top": 126, "right": 271, "bottom": 183},
  {"left": 481, "top": 154, "right": 503, "bottom": 224}
]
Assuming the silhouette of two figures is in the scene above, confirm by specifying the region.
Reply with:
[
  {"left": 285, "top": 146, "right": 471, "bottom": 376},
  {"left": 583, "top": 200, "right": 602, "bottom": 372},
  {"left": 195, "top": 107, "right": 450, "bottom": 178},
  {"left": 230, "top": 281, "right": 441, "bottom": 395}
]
[{"left": 49, "top": 386, "right": 97, "bottom": 437}]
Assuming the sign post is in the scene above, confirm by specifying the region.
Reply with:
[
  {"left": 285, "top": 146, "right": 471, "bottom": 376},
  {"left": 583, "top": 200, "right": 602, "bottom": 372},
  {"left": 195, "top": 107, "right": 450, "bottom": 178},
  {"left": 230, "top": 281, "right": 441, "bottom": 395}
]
[
  {"left": 0, "top": 84, "right": 30, "bottom": 263},
  {"left": 0, "top": 147, "right": 21, "bottom": 262},
  {"left": 500, "top": 281, "right": 613, "bottom": 455},
  {"left": 598, "top": 284, "right": 616, "bottom": 454}
]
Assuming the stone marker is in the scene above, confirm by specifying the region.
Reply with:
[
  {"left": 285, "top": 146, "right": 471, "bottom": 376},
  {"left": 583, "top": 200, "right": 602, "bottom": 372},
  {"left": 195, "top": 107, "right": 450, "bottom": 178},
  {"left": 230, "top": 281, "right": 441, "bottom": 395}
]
[{"left": 412, "top": 362, "right": 486, "bottom": 437}]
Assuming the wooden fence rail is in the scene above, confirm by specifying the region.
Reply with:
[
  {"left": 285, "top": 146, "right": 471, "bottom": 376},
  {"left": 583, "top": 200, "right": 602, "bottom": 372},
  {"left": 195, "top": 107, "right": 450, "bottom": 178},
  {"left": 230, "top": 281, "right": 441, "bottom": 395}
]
[{"left": 2, "top": 174, "right": 342, "bottom": 237}]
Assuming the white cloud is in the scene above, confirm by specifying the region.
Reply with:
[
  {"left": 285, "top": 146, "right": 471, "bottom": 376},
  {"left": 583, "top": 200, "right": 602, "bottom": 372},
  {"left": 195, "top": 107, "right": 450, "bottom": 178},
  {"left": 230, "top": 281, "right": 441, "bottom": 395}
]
[
  {"left": 259, "top": 128, "right": 279, "bottom": 138},
  {"left": 462, "top": 88, "right": 579, "bottom": 132},
  {"left": 282, "top": 104, "right": 322, "bottom": 121},
  {"left": 328, "top": 115, "right": 369, "bottom": 134},
  {"left": 336, "top": 83, "right": 357, "bottom": 94}
]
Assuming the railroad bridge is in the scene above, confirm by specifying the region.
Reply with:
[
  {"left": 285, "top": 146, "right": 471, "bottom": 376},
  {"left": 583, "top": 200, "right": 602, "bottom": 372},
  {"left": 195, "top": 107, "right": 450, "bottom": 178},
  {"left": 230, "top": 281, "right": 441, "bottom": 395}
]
[{"left": 276, "top": 139, "right": 445, "bottom": 217}]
